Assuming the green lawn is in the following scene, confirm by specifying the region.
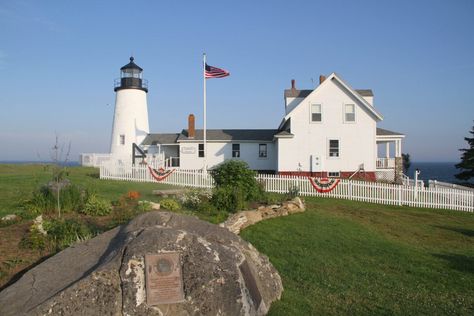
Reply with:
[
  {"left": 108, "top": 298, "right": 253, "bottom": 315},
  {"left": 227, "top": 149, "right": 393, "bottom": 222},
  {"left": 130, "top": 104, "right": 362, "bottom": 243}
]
[
  {"left": 1, "top": 164, "right": 473, "bottom": 314},
  {"left": 0, "top": 164, "right": 173, "bottom": 217},
  {"left": 241, "top": 198, "right": 474, "bottom": 315}
]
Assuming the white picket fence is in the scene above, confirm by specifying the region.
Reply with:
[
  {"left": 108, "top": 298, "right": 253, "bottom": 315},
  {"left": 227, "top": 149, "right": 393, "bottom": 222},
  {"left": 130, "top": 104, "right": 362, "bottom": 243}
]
[{"left": 100, "top": 163, "right": 474, "bottom": 212}]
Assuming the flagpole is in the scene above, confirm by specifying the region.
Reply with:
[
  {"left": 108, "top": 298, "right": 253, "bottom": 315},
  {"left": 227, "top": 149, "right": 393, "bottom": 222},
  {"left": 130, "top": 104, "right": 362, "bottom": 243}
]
[{"left": 203, "top": 53, "right": 207, "bottom": 172}]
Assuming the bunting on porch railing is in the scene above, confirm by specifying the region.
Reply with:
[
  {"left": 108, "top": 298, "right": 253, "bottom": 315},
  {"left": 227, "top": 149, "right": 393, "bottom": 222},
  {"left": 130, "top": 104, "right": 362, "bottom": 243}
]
[
  {"left": 309, "top": 177, "right": 340, "bottom": 193},
  {"left": 147, "top": 166, "right": 175, "bottom": 182}
]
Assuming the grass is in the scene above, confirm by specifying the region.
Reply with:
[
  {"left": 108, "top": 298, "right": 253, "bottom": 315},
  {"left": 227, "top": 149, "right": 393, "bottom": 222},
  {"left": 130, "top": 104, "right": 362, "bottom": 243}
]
[
  {"left": 0, "top": 164, "right": 173, "bottom": 217},
  {"left": 241, "top": 197, "right": 474, "bottom": 315},
  {"left": 1, "top": 164, "right": 473, "bottom": 314}
]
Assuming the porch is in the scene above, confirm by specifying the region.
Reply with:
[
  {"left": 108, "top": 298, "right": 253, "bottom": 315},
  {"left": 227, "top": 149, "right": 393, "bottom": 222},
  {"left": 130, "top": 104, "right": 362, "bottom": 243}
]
[{"left": 375, "top": 128, "right": 405, "bottom": 182}]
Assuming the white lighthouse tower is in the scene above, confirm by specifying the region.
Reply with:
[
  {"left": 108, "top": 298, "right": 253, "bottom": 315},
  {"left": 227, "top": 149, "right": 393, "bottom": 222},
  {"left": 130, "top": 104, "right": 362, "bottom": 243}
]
[{"left": 110, "top": 57, "right": 150, "bottom": 160}]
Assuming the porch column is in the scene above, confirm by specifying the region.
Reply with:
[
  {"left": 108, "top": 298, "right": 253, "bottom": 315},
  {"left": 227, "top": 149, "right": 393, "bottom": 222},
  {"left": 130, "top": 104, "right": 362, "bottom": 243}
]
[
  {"left": 395, "top": 139, "right": 401, "bottom": 157},
  {"left": 385, "top": 142, "right": 390, "bottom": 158}
]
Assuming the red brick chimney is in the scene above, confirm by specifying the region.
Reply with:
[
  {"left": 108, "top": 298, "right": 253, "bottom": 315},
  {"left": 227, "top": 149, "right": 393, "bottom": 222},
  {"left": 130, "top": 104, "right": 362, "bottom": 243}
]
[
  {"left": 291, "top": 79, "right": 296, "bottom": 90},
  {"left": 319, "top": 75, "right": 326, "bottom": 84},
  {"left": 188, "top": 114, "right": 195, "bottom": 138}
]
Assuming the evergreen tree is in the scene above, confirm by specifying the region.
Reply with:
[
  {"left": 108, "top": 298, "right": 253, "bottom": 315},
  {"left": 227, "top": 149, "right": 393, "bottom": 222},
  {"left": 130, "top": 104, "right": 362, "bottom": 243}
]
[
  {"left": 455, "top": 123, "right": 474, "bottom": 182},
  {"left": 402, "top": 153, "right": 411, "bottom": 173}
]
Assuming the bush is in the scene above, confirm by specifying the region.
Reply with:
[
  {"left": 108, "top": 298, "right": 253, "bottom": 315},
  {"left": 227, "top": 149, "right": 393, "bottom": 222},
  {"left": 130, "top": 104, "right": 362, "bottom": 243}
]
[
  {"left": 24, "top": 184, "right": 85, "bottom": 215},
  {"left": 286, "top": 184, "right": 300, "bottom": 200},
  {"left": 210, "top": 160, "right": 264, "bottom": 212},
  {"left": 43, "top": 219, "right": 95, "bottom": 249},
  {"left": 261, "top": 192, "right": 285, "bottom": 205},
  {"left": 82, "top": 195, "right": 111, "bottom": 216},
  {"left": 160, "top": 198, "right": 180, "bottom": 211},
  {"left": 137, "top": 200, "right": 153, "bottom": 212},
  {"left": 178, "top": 188, "right": 212, "bottom": 209},
  {"left": 19, "top": 225, "right": 47, "bottom": 250},
  {"left": 211, "top": 186, "right": 247, "bottom": 212}
]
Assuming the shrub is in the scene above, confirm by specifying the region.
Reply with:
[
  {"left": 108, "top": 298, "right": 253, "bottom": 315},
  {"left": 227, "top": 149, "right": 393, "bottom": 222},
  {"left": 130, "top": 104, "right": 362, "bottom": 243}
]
[
  {"left": 20, "top": 225, "right": 47, "bottom": 250},
  {"left": 160, "top": 198, "right": 180, "bottom": 211},
  {"left": 178, "top": 188, "right": 212, "bottom": 209},
  {"left": 82, "top": 195, "right": 111, "bottom": 216},
  {"left": 261, "top": 192, "right": 285, "bottom": 205},
  {"left": 24, "top": 184, "right": 85, "bottom": 215},
  {"left": 286, "top": 184, "right": 300, "bottom": 200},
  {"left": 137, "top": 200, "right": 153, "bottom": 212},
  {"left": 210, "top": 160, "right": 264, "bottom": 212},
  {"left": 43, "top": 219, "right": 95, "bottom": 249}
]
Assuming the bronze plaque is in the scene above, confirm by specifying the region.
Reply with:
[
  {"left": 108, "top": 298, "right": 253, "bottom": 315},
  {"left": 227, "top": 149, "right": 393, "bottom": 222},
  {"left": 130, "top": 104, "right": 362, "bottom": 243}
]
[{"left": 145, "top": 252, "right": 185, "bottom": 305}]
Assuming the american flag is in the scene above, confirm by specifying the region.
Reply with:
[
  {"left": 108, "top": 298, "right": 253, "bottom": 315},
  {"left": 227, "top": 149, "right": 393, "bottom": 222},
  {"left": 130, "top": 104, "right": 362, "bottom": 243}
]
[{"left": 205, "top": 63, "right": 230, "bottom": 79}]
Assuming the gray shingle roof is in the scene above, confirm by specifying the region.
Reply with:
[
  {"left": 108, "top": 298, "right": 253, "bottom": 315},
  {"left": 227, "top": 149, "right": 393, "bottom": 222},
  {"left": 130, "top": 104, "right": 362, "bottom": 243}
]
[
  {"left": 355, "top": 89, "right": 373, "bottom": 97},
  {"left": 284, "top": 89, "right": 312, "bottom": 98},
  {"left": 376, "top": 128, "right": 404, "bottom": 136},
  {"left": 141, "top": 133, "right": 180, "bottom": 145},
  {"left": 178, "top": 129, "right": 278, "bottom": 142},
  {"left": 284, "top": 88, "right": 373, "bottom": 98}
]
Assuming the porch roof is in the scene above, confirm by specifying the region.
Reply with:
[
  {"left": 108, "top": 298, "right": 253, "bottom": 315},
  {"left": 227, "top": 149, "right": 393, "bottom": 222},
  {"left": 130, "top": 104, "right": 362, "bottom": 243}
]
[{"left": 376, "top": 128, "right": 404, "bottom": 137}]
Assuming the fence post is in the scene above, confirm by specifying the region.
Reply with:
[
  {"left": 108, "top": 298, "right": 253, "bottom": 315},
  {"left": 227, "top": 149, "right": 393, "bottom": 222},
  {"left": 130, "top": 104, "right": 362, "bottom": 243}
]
[
  {"left": 398, "top": 185, "right": 402, "bottom": 206},
  {"left": 349, "top": 181, "right": 352, "bottom": 200}
]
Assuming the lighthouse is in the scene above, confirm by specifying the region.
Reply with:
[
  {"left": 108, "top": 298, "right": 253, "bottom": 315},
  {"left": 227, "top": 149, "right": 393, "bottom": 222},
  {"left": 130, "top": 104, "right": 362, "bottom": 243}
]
[{"left": 110, "top": 57, "right": 150, "bottom": 159}]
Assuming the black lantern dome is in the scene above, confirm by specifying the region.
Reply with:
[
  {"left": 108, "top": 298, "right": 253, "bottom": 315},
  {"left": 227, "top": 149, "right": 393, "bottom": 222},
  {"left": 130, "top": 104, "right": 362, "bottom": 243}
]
[{"left": 114, "top": 57, "right": 148, "bottom": 92}]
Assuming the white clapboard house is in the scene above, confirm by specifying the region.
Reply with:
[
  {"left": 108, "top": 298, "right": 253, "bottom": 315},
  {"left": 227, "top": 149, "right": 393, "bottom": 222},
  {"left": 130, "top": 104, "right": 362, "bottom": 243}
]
[{"left": 81, "top": 58, "right": 405, "bottom": 182}]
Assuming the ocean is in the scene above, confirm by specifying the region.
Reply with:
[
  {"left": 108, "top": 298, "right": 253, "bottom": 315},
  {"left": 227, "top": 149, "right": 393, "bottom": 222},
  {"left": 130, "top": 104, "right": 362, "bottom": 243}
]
[
  {"left": 406, "top": 162, "right": 459, "bottom": 183},
  {"left": 0, "top": 161, "right": 80, "bottom": 167}
]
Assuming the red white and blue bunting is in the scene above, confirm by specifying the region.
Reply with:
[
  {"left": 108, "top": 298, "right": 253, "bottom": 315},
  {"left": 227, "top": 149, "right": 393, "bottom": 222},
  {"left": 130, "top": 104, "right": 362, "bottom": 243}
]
[
  {"left": 308, "top": 177, "right": 340, "bottom": 193},
  {"left": 148, "top": 166, "right": 175, "bottom": 182}
]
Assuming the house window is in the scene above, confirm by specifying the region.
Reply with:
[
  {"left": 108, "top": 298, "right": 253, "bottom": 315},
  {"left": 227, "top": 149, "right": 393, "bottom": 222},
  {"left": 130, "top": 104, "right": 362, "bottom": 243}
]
[
  {"left": 232, "top": 144, "right": 240, "bottom": 158},
  {"left": 329, "top": 139, "right": 339, "bottom": 157},
  {"left": 119, "top": 134, "right": 125, "bottom": 145},
  {"left": 311, "top": 104, "right": 322, "bottom": 122},
  {"left": 259, "top": 144, "right": 267, "bottom": 158},
  {"left": 328, "top": 171, "right": 340, "bottom": 177},
  {"left": 198, "top": 144, "right": 204, "bottom": 157},
  {"left": 345, "top": 104, "right": 355, "bottom": 122}
]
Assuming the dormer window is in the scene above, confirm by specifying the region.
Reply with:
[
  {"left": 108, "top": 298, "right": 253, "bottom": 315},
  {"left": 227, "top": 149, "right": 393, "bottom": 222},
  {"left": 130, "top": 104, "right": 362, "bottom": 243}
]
[{"left": 311, "top": 104, "right": 322, "bottom": 122}]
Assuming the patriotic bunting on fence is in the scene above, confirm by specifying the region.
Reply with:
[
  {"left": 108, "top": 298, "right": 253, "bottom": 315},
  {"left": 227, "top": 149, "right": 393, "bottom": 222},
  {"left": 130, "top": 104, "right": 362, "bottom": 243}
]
[
  {"left": 308, "top": 177, "right": 340, "bottom": 193},
  {"left": 148, "top": 166, "right": 175, "bottom": 182}
]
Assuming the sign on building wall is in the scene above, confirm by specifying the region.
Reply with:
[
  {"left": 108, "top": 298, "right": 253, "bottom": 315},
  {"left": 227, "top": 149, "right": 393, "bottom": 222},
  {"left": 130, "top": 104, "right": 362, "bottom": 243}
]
[{"left": 180, "top": 147, "right": 196, "bottom": 154}]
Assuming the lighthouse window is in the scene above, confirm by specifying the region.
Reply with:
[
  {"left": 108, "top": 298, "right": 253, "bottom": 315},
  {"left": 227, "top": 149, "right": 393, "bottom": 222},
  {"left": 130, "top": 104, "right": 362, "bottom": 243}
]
[{"left": 120, "top": 135, "right": 125, "bottom": 145}]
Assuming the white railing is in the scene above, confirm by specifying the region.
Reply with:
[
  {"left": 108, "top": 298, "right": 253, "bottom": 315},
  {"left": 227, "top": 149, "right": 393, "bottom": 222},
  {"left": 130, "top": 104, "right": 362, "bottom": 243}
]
[
  {"left": 376, "top": 158, "right": 395, "bottom": 169},
  {"left": 428, "top": 180, "right": 474, "bottom": 192},
  {"left": 99, "top": 163, "right": 474, "bottom": 212},
  {"left": 80, "top": 153, "right": 113, "bottom": 167}
]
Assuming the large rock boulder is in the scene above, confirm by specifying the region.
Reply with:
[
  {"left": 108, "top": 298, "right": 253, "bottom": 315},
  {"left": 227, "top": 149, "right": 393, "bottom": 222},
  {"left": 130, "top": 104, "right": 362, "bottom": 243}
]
[{"left": 0, "top": 212, "right": 282, "bottom": 315}]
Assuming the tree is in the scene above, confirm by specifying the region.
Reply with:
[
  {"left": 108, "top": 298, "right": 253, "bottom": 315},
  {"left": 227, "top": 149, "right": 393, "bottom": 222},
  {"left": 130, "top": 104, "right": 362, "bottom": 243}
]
[
  {"left": 455, "top": 123, "right": 474, "bottom": 182},
  {"left": 402, "top": 153, "right": 411, "bottom": 173},
  {"left": 50, "top": 135, "right": 71, "bottom": 218}
]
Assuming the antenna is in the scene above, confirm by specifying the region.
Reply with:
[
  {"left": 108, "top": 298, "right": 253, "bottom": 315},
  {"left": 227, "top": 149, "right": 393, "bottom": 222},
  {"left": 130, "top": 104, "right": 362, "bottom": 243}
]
[{"left": 311, "top": 77, "right": 314, "bottom": 86}]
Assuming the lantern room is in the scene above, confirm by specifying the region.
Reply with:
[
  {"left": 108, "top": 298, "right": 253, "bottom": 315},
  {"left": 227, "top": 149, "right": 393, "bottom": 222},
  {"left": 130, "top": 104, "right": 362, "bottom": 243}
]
[{"left": 114, "top": 56, "right": 148, "bottom": 92}]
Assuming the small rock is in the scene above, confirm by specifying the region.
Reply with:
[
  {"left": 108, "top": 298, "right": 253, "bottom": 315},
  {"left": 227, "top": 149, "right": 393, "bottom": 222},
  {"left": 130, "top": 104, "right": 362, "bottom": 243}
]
[
  {"left": 1, "top": 214, "right": 18, "bottom": 222},
  {"left": 149, "top": 202, "right": 160, "bottom": 210},
  {"left": 34, "top": 215, "right": 47, "bottom": 235}
]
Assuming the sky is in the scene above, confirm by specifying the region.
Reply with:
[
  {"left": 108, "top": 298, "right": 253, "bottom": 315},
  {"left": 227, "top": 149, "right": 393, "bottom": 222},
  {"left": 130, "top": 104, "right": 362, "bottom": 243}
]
[{"left": 0, "top": 0, "right": 473, "bottom": 162}]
